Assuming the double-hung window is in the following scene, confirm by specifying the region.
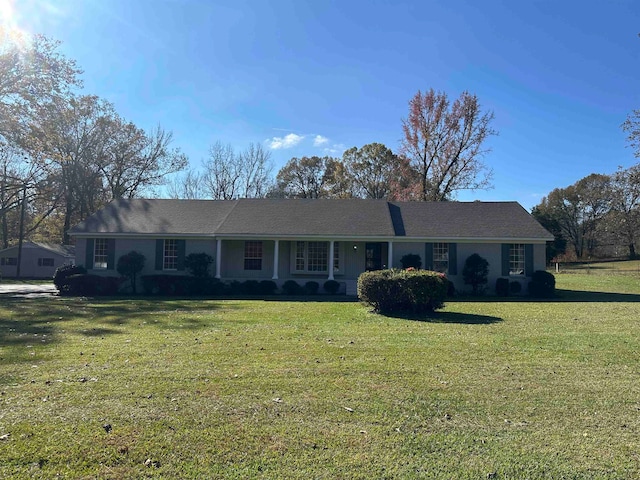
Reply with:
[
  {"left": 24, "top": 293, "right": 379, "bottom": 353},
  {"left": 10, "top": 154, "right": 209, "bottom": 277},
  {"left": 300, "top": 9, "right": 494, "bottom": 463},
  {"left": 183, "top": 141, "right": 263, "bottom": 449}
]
[
  {"left": 94, "top": 239, "right": 109, "bottom": 269},
  {"left": 163, "top": 239, "right": 179, "bottom": 270},
  {"left": 293, "top": 241, "right": 341, "bottom": 273},
  {"left": 244, "top": 241, "right": 263, "bottom": 270},
  {"left": 509, "top": 244, "right": 525, "bottom": 275},
  {"left": 433, "top": 243, "right": 449, "bottom": 273}
]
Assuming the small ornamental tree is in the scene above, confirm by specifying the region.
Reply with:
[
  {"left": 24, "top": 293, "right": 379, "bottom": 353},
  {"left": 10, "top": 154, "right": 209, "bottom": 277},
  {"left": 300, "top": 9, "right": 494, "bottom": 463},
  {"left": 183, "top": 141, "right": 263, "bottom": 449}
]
[
  {"left": 184, "top": 253, "right": 213, "bottom": 278},
  {"left": 400, "top": 253, "right": 422, "bottom": 269},
  {"left": 117, "top": 251, "right": 145, "bottom": 294},
  {"left": 462, "top": 253, "right": 489, "bottom": 295}
]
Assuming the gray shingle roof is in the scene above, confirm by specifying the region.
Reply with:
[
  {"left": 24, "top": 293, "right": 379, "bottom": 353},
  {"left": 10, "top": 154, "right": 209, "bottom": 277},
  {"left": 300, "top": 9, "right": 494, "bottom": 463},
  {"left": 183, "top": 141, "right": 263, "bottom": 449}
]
[
  {"left": 69, "top": 198, "right": 553, "bottom": 241},
  {"left": 215, "top": 199, "right": 396, "bottom": 237},
  {"left": 69, "top": 198, "right": 237, "bottom": 235},
  {"left": 389, "top": 201, "right": 553, "bottom": 239}
]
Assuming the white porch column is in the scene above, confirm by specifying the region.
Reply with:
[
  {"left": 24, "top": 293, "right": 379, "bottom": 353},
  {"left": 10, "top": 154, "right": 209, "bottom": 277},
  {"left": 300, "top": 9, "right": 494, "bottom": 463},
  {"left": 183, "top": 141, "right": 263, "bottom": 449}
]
[
  {"left": 387, "top": 241, "right": 393, "bottom": 269},
  {"left": 215, "top": 239, "right": 222, "bottom": 279},
  {"left": 328, "top": 240, "right": 335, "bottom": 280},
  {"left": 272, "top": 239, "right": 279, "bottom": 280}
]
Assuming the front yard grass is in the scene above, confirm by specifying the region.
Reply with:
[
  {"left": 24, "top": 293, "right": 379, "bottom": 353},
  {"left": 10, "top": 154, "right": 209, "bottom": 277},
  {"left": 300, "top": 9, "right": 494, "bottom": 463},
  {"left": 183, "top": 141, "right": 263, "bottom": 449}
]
[{"left": 1, "top": 274, "right": 639, "bottom": 479}]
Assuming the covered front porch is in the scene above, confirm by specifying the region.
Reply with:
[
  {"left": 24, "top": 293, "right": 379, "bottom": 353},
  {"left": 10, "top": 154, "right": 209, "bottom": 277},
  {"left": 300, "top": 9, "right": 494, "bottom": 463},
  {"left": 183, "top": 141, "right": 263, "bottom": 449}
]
[{"left": 212, "top": 238, "right": 396, "bottom": 294}]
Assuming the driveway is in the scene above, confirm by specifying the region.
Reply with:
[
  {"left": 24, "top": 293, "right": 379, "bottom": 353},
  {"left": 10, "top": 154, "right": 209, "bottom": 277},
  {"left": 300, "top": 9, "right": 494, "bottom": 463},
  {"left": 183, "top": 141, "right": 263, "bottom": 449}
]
[{"left": 0, "top": 283, "right": 57, "bottom": 297}]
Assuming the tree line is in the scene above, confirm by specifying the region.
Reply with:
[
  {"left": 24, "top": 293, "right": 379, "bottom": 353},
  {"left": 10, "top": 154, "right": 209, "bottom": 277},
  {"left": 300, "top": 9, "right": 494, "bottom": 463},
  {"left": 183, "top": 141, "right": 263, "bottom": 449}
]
[
  {"left": 8, "top": 30, "right": 638, "bottom": 262},
  {"left": 1, "top": 30, "right": 187, "bottom": 246},
  {"left": 1, "top": 30, "right": 498, "bottom": 249},
  {"left": 168, "top": 89, "right": 496, "bottom": 201},
  {"left": 533, "top": 108, "right": 640, "bottom": 261}
]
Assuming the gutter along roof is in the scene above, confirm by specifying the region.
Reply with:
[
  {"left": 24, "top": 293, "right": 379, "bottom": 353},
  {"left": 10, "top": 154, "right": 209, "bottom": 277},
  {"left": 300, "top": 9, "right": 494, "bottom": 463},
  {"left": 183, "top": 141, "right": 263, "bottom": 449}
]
[{"left": 69, "top": 198, "right": 554, "bottom": 241}]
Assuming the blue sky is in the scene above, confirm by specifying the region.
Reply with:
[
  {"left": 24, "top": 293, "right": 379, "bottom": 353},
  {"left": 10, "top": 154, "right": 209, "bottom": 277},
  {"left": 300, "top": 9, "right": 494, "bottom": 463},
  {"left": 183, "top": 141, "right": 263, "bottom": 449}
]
[{"left": 4, "top": 0, "right": 639, "bottom": 210}]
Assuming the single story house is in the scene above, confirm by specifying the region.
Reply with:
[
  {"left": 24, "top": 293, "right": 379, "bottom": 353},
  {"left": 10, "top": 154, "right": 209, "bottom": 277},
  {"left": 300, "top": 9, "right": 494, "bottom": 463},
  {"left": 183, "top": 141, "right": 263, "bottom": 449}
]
[
  {"left": 68, "top": 198, "right": 553, "bottom": 295},
  {"left": 0, "top": 241, "right": 75, "bottom": 279}
]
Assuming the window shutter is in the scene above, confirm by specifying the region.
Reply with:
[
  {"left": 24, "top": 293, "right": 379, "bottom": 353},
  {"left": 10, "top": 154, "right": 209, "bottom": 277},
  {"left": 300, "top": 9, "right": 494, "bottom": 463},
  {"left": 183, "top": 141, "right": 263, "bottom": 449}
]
[
  {"left": 448, "top": 243, "right": 457, "bottom": 275},
  {"left": 106, "top": 239, "right": 116, "bottom": 270},
  {"left": 155, "top": 239, "right": 164, "bottom": 270},
  {"left": 525, "top": 244, "right": 534, "bottom": 277},
  {"left": 177, "top": 240, "right": 186, "bottom": 271},
  {"left": 85, "top": 239, "right": 94, "bottom": 269},
  {"left": 424, "top": 243, "right": 433, "bottom": 270},
  {"left": 501, "top": 244, "right": 510, "bottom": 276}
]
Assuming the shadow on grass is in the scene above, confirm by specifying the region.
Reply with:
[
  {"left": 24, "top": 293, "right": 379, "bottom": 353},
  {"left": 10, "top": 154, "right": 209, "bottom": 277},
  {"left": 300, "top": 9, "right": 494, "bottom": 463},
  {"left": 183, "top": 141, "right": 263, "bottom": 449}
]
[
  {"left": 383, "top": 310, "right": 502, "bottom": 324},
  {"left": 554, "top": 289, "right": 640, "bottom": 302},
  {"left": 0, "top": 296, "right": 230, "bottom": 351}
]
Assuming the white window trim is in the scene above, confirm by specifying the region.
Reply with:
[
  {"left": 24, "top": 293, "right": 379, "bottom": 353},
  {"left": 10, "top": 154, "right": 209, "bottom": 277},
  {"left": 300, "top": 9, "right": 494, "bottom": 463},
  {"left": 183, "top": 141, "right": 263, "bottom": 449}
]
[
  {"left": 94, "top": 239, "right": 108, "bottom": 269},
  {"left": 244, "top": 240, "right": 263, "bottom": 271},
  {"left": 291, "top": 241, "right": 343, "bottom": 275},
  {"left": 433, "top": 242, "right": 449, "bottom": 274},
  {"left": 509, "top": 243, "right": 526, "bottom": 276},
  {"left": 163, "top": 239, "right": 178, "bottom": 271}
]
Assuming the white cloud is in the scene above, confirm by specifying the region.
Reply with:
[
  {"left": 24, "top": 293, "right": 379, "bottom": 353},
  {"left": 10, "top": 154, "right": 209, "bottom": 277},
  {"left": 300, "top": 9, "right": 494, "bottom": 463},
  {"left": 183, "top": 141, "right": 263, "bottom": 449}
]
[
  {"left": 267, "top": 133, "right": 304, "bottom": 150},
  {"left": 313, "top": 135, "right": 329, "bottom": 146},
  {"left": 324, "top": 143, "right": 346, "bottom": 155}
]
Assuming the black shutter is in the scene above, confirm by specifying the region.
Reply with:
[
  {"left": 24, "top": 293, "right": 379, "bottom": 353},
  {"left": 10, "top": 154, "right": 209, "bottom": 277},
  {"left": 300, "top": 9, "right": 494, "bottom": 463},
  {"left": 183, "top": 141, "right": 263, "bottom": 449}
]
[
  {"left": 424, "top": 243, "right": 433, "bottom": 270},
  {"left": 448, "top": 243, "right": 457, "bottom": 275},
  {"left": 155, "top": 239, "right": 164, "bottom": 270},
  {"left": 106, "top": 239, "right": 116, "bottom": 270},
  {"left": 177, "top": 240, "right": 186, "bottom": 271},
  {"left": 501, "top": 244, "right": 510, "bottom": 276},
  {"left": 525, "top": 244, "right": 534, "bottom": 277},
  {"left": 85, "top": 239, "right": 94, "bottom": 269}
]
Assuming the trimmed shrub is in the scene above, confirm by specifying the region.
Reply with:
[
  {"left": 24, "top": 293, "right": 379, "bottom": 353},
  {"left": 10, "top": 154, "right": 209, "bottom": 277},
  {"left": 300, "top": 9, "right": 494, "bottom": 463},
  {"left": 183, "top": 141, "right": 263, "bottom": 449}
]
[
  {"left": 241, "top": 280, "right": 260, "bottom": 295},
  {"left": 141, "top": 275, "right": 188, "bottom": 296},
  {"left": 400, "top": 253, "right": 422, "bottom": 270},
  {"left": 62, "top": 274, "right": 122, "bottom": 296},
  {"left": 210, "top": 278, "right": 225, "bottom": 296},
  {"left": 282, "top": 280, "right": 302, "bottom": 295},
  {"left": 510, "top": 280, "right": 522, "bottom": 295},
  {"left": 305, "top": 281, "right": 320, "bottom": 295},
  {"left": 117, "top": 251, "right": 145, "bottom": 294},
  {"left": 53, "top": 264, "right": 87, "bottom": 295},
  {"left": 225, "top": 281, "right": 242, "bottom": 296},
  {"left": 323, "top": 279, "right": 340, "bottom": 294},
  {"left": 357, "top": 268, "right": 447, "bottom": 314},
  {"left": 495, "top": 277, "right": 510, "bottom": 297},
  {"left": 185, "top": 253, "right": 213, "bottom": 278},
  {"left": 462, "top": 253, "right": 489, "bottom": 295},
  {"left": 446, "top": 279, "right": 456, "bottom": 297},
  {"left": 258, "top": 280, "right": 278, "bottom": 295},
  {"left": 529, "top": 270, "right": 556, "bottom": 298},
  {"left": 183, "top": 277, "right": 219, "bottom": 295}
]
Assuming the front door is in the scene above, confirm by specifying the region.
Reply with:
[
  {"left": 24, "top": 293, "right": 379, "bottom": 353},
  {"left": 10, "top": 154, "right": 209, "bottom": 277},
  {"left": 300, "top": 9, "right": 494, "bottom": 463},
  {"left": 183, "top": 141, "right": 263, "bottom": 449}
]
[{"left": 365, "top": 243, "right": 383, "bottom": 271}]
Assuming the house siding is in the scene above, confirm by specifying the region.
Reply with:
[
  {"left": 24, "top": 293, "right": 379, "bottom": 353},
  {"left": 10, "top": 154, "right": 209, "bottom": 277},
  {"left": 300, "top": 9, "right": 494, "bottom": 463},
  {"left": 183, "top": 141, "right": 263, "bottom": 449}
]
[
  {"left": 74, "top": 237, "right": 548, "bottom": 295},
  {"left": 0, "top": 245, "right": 73, "bottom": 278}
]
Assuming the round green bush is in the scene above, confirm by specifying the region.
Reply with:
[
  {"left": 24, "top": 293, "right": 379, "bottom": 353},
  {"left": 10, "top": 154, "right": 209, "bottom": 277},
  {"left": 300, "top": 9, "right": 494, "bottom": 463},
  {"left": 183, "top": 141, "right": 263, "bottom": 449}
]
[
  {"left": 357, "top": 268, "right": 447, "bottom": 314},
  {"left": 282, "top": 280, "right": 302, "bottom": 295},
  {"left": 259, "top": 280, "right": 278, "bottom": 295},
  {"left": 305, "top": 281, "right": 320, "bottom": 295},
  {"left": 529, "top": 270, "right": 556, "bottom": 298},
  {"left": 495, "top": 277, "right": 509, "bottom": 296},
  {"left": 323, "top": 279, "right": 340, "bottom": 294}
]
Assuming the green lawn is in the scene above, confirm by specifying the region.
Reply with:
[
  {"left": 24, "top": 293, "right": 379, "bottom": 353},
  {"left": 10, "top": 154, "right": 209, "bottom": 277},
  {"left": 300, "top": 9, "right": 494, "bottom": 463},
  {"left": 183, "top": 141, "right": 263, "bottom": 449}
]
[{"left": 1, "top": 275, "right": 639, "bottom": 479}]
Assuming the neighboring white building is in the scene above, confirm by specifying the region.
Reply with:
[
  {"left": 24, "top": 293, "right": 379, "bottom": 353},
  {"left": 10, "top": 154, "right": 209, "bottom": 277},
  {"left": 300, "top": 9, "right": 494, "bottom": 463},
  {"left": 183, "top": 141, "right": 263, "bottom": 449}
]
[{"left": 0, "top": 241, "right": 75, "bottom": 279}]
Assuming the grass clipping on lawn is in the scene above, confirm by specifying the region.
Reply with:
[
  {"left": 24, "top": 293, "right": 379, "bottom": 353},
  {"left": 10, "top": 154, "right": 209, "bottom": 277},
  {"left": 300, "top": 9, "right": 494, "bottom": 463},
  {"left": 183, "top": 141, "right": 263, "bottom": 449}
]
[{"left": 1, "top": 274, "right": 639, "bottom": 479}]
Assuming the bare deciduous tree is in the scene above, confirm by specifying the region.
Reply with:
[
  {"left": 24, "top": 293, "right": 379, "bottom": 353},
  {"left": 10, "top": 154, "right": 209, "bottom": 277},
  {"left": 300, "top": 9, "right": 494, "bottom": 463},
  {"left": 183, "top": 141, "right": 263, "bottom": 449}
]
[{"left": 401, "top": 89, "right": 496, "bottom": 201}]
